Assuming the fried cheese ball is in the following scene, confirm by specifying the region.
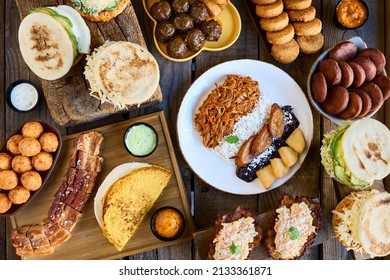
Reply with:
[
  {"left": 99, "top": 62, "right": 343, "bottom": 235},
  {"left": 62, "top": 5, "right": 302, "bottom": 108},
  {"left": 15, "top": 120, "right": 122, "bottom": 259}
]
[
  {"left": 0, "top": 192, "right": 12, "bottom": 213},
  {"left": 6, "top": 134, "right": 23, "bottom": 155},
  {"left": 12, "top": 155, "right": 33, "bottom": 173},
  {"left": 0, "top": 170, "right": 18, "bottom": 190},
  {"left": 18, "top": 137, "right": 41, "bottom": 157},
  {"left": 0, "top": 152, "right": 12, "bottom": 170},
  {"left": 21, "top": 171, "right": 42, "bottom": 191},
  {"left": 8, "top": 185, "right": 30, "bottom": 204},
  {"left": 39, "top": 132, "right": 59, "bottom": 153},
  {"left": 32, "top": 152, "right": 53, "bottom": 171},
  {"left": 22, "top": 121, "right": 44, "bottom": 139}
]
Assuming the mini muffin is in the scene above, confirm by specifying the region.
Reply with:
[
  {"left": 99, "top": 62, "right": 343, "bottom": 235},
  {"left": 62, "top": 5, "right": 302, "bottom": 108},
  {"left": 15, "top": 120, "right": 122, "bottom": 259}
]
[
  {"left": 260, "top": 12, "right": 289, "bottom": 32},
  {"left": 39, "top": 132, "right": 59, "bottom": 153},
  {"left": 0, "top": 170, "right": 18, "bottom": 190},
  {"left": 321, "top": 86, "right": 349, "bottom": 114},
  {"left": 20, "top": 171, "right": 42, "bottom": 191},
  {"left": 6, "top": 134, "right": 23, "bottom": 155},
  {"left": 12, "top": 155, "right": 33, "bottom": 173},
  {"left": 338, "top": 61, "right": 354, "bottom": 88},
  {"left": 271, "top": 38, "right": 300, "bottom": 64},
  {"left": 352, "top": 57, "right": 377, "bottom": 82},
  {"left": 359, "top": 82, "right": 384, "bottom": 112},
  {"left": 22, "top": 121, "right": 44, "bottom": 139},
  {"left": 0, "top": 152, "right": 12, "bottom": 170},
  {"left": 348, "top": 62, "right": 366, "bottom": 88},
  {"left": 8, "top": 185, "right": 30, "bottom": 204},
  {"left": 18, "top": 137, "right": 41, "bottom": 157},
  {"left": 32, "top": 152, "right": 53, "bottom": 171},
  {"left": 255, "top": 0, "right": 284, "bottom": 18},
  {"left": 0, "top": 192, "right": 12, "bottom": 213},
  {"left": 296, "top": 33, "right": 324, "bottom": 54},
  {"left": 287, "top": 6, "right": 316, "bottom": 22},
  {"left": 354, "top": 89, "right": 372, "bottom": 117},
  {"left": 293, "top": 18, "right": 322, "bottom": 36},
  {"left": 318, "top": 59, "right": 342, "bottom": 86},
  {"left": 266, "top": 24, "right": 295, "bottom": 44},
  {"left": 337, "top": 92, "right": 363, "bottom": 119},
  {"left": 284, "top": 0, "right": 312, "bottom": 10}
]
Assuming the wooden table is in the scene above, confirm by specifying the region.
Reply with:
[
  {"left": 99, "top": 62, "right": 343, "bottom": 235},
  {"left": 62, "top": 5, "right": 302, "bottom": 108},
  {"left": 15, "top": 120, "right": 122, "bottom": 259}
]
[{"left": 0, "top": 0, "right": 389, "bottom": 260}]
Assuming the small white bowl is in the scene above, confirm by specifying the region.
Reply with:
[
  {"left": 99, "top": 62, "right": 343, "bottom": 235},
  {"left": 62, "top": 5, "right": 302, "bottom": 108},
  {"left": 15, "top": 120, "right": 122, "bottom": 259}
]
[{"left": 307, "top": 36, "right": 386, "bottom": 126}]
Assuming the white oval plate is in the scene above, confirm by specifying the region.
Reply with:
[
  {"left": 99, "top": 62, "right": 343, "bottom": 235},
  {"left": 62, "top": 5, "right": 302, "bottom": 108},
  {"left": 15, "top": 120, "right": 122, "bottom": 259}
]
[{"left": 177, "top": 59, "right": 313, "bottom": 195}]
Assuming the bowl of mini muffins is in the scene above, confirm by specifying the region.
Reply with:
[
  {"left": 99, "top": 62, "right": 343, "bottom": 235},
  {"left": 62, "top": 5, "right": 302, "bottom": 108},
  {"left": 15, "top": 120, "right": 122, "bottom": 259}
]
[
  {"left": 248, "top": 0, "right": 324, "bottom": 64},
  {"left": 0, "top": 121, "right": 62, "bottom": 216},
  {"left": 307, "top": 36, "right": 389, "bottom": 125}
]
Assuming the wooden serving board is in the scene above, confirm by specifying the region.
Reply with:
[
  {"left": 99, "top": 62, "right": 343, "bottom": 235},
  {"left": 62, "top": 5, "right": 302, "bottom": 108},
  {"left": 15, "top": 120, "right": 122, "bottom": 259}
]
[
  {"left": 194, "top": 210, "right": 328, "bottom": 260},
  {"left": 15, "top": 0, "right": 163, "bottom": 127},
  {"left": 10, "top": 111, "right": 194, "bottom": 260}
]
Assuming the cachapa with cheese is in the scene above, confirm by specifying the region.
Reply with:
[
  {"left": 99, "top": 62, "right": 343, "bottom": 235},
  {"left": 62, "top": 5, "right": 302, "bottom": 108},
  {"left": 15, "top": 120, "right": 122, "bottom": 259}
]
[
  {"left": 84, "top": 41, "right": 160, "bottom": 109},
  {"left": 101, "top": 165, "right": 171, "bottom": 251}
]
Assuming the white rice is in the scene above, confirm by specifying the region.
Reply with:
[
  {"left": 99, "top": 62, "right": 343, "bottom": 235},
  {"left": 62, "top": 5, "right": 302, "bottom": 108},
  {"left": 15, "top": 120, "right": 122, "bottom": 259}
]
[{"left": 212, "top": 93, "right": 272, "bottom": 161}]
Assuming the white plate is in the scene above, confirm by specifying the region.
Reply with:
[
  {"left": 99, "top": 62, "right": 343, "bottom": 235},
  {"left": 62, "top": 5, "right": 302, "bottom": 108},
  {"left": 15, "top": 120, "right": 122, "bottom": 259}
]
[
  {"left": 307, "top": 36, "right": 386, "bottom": 126},
  {"left": 177, "top": 59, "right": 313, "bottom": 195}
]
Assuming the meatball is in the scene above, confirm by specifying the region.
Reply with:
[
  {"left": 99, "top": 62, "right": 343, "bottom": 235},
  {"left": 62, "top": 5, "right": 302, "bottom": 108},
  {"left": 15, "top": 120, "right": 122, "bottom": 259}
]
[
  {"left": 32, "top": 152, "right": 53, "bottom": 171},
  {"left": 21, "top": 171, "right": 42, "bottom": 191},
  {"left": 18, "top": 137, "right": 41, "bottom": 157},
  {"left": 167, "top": 35, "right": 188, "bottom": 59},
  {"left": 12, "top": 155, "right": 32, "bottom": 173},
  {"left": 189, "top": 1, "right": 210, "bottom": 24},
  {"left": 171, "top": 0, "right": 190, "bottom": 14},
  {"left": 150, "top": 0, "right": 172, "bottom": 22},
  {"left": 0, "top": 192, "right": 12, "bottom": 213},
  {"left": 201, "top": 20, "right": 222, "bottom": 41},
  {"left": 186, "top": 28, "right": 206, "bottom": 52},
  {"left": 155, "top": 21, "right": 176, "bottom": 43},
  {"left": 0, "top": 170, "right": 18, "bottom": 190},
  {"left": 172, "top": 13, "right": 194, "bottom": 33},
  {"left": 22, "top": 121, "right": 44, "bottom": 139},
  {"left": 39, "top": 132, "right": 59, "bottom": 153}
]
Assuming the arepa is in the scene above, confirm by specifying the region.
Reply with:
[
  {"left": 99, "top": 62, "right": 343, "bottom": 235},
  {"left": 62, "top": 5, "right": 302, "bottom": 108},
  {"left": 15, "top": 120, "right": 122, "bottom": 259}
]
[
  {"left": 84, "top": 41, "right": 160, "bottom": 109},
  {"left": 102, "top": 165, "right": 171, "bottom": 251}
]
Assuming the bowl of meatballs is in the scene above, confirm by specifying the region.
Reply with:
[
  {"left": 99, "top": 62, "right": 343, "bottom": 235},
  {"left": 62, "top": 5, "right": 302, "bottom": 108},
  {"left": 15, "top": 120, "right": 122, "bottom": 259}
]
[
  {"left": 143, "top": 0, "right": 241, "bottom": 62},
  {"left": 0, "top": 121, "right": 62, "bottom": 216},
  {"left": 307, "top": 36, "right": 389, "bottom": 125}
]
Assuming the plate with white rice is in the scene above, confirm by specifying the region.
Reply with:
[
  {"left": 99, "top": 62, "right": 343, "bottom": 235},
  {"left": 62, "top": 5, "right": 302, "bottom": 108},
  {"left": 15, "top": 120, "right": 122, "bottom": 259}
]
[{"left": 177, "top": 59, "right": 313, "bottom": 195}]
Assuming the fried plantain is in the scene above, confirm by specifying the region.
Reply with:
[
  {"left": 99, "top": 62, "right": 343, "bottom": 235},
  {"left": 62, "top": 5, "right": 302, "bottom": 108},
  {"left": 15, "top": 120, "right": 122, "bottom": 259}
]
[{"left": 268, "top": 103, "right": 285, "bottom": 138}]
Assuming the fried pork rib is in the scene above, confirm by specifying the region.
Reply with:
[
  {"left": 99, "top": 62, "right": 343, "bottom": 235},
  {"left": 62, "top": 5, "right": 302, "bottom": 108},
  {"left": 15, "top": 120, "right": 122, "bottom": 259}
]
[
  {"left": 265, "top": 193, "right": 322, "bottom": 260},
  {"left": 11, "top": 132, "right": 104, "bottom": 257}
]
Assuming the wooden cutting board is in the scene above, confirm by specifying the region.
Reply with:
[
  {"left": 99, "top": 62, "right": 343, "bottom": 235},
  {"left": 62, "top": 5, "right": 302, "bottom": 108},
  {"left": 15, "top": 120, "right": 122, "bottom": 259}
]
[
  {"left": 10, "top": 111, "right": 194, "bottom": 260},
  {"left": 15, "top": 0, "right": 163, "bottom": 127}
]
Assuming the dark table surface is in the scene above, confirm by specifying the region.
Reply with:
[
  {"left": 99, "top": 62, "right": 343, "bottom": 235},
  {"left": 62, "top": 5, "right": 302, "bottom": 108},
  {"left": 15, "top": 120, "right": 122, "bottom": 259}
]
[{"left": 0, "top": 0, "right": 389, "bottom": 260}]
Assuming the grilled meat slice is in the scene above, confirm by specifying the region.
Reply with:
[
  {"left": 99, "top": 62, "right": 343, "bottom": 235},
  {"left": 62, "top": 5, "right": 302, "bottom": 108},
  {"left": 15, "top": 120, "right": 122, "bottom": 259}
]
[
  {"left": 11, "top": 225, "right": 34, "bottom": 257},
  {"left": 27, "top": 224, "right": 54, "bottom": 256},
  {"left": 42, "top": 218, "right": 71, "bottom": 248}
]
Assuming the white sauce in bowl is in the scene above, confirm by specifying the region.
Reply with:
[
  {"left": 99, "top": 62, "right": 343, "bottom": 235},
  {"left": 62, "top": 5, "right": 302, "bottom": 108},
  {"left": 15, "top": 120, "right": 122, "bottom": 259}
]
[{"left": 10, "top": 83, "right": 39, "bottom": 111}]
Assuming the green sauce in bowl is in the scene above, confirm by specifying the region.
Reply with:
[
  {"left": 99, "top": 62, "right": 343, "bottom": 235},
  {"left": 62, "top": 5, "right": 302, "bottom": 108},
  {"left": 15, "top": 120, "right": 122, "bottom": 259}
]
[{"left": 124, "top": 123, "right": 158, "bottom": 157}]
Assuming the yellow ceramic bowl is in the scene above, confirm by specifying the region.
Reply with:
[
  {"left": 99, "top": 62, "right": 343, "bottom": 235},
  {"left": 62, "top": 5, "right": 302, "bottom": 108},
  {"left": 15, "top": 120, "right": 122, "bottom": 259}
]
[{"left": 143, "top": 0, "right": 241, "bottom": 62}]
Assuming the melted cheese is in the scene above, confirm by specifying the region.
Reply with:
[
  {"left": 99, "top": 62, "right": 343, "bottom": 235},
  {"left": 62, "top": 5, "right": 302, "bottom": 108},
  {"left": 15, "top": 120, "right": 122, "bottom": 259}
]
[
  {"left": 213, "top": 217, "right": 258, "bottom": 260},
  {"left": 274, "top": 202, "right": 316, "bottom": 259},
  {"left": 71, "top": 0, "right": 119, "bottom": 15}
]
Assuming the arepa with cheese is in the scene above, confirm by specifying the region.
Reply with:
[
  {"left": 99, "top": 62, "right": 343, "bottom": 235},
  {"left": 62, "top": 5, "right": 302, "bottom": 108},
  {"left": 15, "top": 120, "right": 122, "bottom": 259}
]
[
  {"left": 18, "top": 5, "right": 91, "bottom": 80},
  {"left": 84, "top": 41, "right": 160, "bottom": 109},
  {"left": 67, "top": 0, "right": 130, "bottom": 22},
  {"left": 101, "top": 165, "right": 171, "bottom": 251},
  {"left": 332, "top": 190, "right": 390, "bottom": 257}
]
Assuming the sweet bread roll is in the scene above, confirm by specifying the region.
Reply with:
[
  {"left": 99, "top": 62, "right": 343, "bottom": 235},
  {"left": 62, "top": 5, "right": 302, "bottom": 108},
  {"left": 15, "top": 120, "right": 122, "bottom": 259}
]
[
  {"left": 0, "top": 152, "right": 12, "bottom": 170},
  {"left": 6, "top": 134, "right": 23, "bottom": 155},
  {"left": 0, "top": 170, "right": 18, "bottom": 190},
  {"left": 22, "top": 121, "right": 44, "bottom": 139},
  {"left": 18, "top": 137, "right": 41, "bottom": 157},
  {"left": 8, "top": 185, "right": 30, "bottom": 204}
]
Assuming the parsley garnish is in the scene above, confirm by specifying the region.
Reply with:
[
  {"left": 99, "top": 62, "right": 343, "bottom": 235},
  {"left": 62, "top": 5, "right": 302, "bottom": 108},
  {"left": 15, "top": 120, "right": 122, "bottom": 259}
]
[
  {"left": 229, "top": 242, "right": 242, "bottom": 255},
  {"left": 226, "top": 135, "right": 239, "bottom": 144},
  {"left": 288, "top": 227, "right": 299, "bottom": 240}
]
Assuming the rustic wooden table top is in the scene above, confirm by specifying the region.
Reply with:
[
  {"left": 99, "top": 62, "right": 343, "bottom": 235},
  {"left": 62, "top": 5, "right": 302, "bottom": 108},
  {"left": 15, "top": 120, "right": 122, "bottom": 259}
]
[{"left": 0, "top": 0, "right": 389, "bottom": 260}]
